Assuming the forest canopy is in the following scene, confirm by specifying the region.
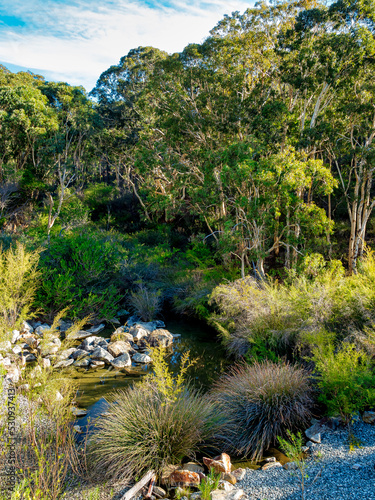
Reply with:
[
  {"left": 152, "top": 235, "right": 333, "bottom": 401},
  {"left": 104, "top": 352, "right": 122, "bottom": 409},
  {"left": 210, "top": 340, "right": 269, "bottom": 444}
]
[{"left": 1, "top": 0, "right": 375, "bottom": 279}]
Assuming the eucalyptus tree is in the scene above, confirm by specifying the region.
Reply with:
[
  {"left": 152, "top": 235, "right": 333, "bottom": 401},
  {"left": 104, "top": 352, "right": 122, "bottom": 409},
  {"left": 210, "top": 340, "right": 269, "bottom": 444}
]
[
  {"left": 278, "top": 0, "right": 375, "bottom": 273},
  {"left": 326, "top": 0, "right": 375, "bottom": 273},
  {"left": 131, "top": 0, "right": 335, "bottom": 274},
  {"left": 0, "top": 68, "right": 58, "bottom": 187},
  {"left": 217, "top": 146, "right": 336, "bottom": 276},
  {"left": 90, "top": 46, "right": 168, "bottom": 195},
  {"left": 38, "top": 81, "right": 98, "bottom": 239}
]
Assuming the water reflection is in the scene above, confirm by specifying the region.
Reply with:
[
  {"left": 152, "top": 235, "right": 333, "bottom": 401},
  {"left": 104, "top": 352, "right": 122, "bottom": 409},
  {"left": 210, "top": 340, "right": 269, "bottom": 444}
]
[{"left": 74, "top": 319, "right": 231, "bottom": 410}]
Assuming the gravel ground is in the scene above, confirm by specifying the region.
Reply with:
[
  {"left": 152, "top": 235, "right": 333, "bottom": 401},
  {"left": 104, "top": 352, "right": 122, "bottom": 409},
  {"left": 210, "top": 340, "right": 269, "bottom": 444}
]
[
  {"left": 2, "top": 379, "right": 374, "bottom": 500},
  {"left": 239, "top": 421, "right": 375, "bottom": 500}
]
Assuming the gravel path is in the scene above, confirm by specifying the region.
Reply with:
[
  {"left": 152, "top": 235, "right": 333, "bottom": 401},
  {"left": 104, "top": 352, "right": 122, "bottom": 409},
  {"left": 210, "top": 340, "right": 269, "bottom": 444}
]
[{"left": 240, "top": 421, "right": 375, "bottom": 500}]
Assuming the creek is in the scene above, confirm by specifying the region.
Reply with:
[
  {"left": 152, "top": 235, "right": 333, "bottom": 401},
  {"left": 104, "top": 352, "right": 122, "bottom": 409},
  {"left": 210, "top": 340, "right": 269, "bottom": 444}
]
[
  {"left": 71, "top": 318, "right": 289, "bottom": 468},
  {"left": 72, "top": 318, "right": 230, "bottom": 411}
]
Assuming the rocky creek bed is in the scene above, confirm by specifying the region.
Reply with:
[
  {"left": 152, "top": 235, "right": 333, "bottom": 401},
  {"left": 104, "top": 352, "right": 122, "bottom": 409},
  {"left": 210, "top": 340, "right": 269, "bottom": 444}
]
[
  {"left": 120, "top": 418, "right": 375, "bottom": 500},
  {"left": 1, "top": 318, "right": 375, "bottom": 499}
]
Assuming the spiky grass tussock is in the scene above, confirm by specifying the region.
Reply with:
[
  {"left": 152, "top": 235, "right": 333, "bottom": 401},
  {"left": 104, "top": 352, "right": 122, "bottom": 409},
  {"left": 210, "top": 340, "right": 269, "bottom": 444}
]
[
  {"left": 89, "top": 381, "right": 218, "bottom": 482},
  {"left": 211, "top": 361, "right": 313, "bottom": 460},
  {"left": 128, "top": 284, "right": 162, "bottom": 322}
]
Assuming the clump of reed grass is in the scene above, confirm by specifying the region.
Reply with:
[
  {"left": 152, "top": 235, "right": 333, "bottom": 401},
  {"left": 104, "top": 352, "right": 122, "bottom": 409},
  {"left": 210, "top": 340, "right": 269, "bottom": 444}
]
[
  {"left": 89, "top": 382, "right": 217, "bottom": 482},
  {"left": 211, "top": 361, "right": 313, "bottom": 461},
  {"left": 89, "top": 346, "right": 218, "bottom": 482},
  {"left": 128, "top": 284, "right": 162, "bottom": 321}
]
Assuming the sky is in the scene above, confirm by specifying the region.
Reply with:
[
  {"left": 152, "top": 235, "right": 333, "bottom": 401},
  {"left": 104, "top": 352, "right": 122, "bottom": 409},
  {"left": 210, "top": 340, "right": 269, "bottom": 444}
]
[{"left": 0, "top": 0, "right": 253, "bottom": 92}]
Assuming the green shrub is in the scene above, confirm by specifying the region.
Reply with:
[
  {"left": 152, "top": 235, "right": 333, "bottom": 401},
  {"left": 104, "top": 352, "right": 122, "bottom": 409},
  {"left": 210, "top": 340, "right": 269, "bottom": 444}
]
[
  {"left": 244, "top": 337, "right": 280, "bottom": 363},
  {"left": 211, "top": 361, "right": 313, "bottom": 460},
  {"left": 9, "top": 368, "right": 78, "bottom": 499},
  {"left": 35, "top": 230, "right": 126, "bottom": 320},
  {"left": 312, "top": 342, "right": 375, "bottom": 423},
  {"left": 198, "top": 468, "right": 221, "bottom": 500},
  {"left": 89, "top": 347, "right": 218, "bottom": 481},
  {"left": 277, "top": 430, "right": 323, "bottom": 499},
  {"left": 209, "top": 277, "right": 299, "bottom": 357},
  {"left": 208, "top": 261, "right": 354, "bottom": 358},
  {"left": 0, "top": 243, "right": 40, "bottom": 338}
]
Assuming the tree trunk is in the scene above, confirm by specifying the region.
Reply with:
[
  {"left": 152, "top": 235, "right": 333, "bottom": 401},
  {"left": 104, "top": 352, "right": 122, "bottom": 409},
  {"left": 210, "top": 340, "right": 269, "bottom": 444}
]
[
  {"left": 285, "top": 209, "right": 291, "bottom": 269},
  {"left": 255, "top": 258, "right": 265, "bottom": 279}
]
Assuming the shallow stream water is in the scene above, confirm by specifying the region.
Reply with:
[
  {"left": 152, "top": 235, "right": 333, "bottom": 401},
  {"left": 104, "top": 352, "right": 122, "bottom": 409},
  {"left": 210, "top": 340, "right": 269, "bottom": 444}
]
[
  {"left": 72, "top": 318, "right": 230, "bottom": 409},
  {"left": 71, "top": 319, "right": 287, "bottom": 466}
]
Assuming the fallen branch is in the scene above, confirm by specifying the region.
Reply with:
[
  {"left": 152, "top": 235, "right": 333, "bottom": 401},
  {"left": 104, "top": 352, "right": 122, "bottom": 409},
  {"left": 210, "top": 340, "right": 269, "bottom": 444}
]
[
  {"left": 120, "top": 470, "right": 156, "bottom": 500},
  {"left": 145, "top": 473, "right": 157, "bottom": 499}
]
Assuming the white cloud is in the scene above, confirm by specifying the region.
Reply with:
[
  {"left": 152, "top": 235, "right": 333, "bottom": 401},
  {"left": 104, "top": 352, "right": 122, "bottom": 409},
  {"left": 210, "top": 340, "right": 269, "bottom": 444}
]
[{"left": 0, "top": 0, "right": 253, "bottom": 91}]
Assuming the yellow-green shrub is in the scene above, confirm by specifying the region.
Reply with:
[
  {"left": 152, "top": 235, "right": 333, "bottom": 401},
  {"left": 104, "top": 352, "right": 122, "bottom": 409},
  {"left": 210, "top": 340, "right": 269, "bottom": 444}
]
[
  {"left": 0, "top": 243, "right": 40, "bottom": 339},
  {"left": 312, "top": 342, "right": 375, "bottom": 423}
]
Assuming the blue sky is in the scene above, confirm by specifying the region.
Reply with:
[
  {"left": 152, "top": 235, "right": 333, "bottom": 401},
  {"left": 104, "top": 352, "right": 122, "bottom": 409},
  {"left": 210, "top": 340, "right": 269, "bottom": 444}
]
[{"left": 0, "top": 0, "right": 253, "bottom": 91}]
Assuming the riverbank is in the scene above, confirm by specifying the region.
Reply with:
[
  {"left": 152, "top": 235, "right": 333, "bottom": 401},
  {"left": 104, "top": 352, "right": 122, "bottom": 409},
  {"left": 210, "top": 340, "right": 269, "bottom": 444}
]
[
  {"left": 2, "top": 313, "right": 375, "bottom": 500},
  {"left": 60, "top": 419, "right": 375, "bottom": 500}
]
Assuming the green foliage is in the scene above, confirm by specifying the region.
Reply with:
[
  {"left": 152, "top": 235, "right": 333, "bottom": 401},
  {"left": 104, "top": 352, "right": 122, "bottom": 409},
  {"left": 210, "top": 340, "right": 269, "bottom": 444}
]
[
  {"left": 198, "top": 468, "right": 221, "bottom": 500},
  {"left": 277, "top": 430, "right": 304, "bottom": 465},
  {"left": 297, "top": 253, "right": 345, "bottom": 281},
  {"left": 58, "top": 193, "right": 90, "bottom": 232},
  {"left": 89, "top": 346, "right": 218, "bottom": 481},
  {"left": 312, "top": 342, "right": 375, "bottom": 423},
  {"left": 34, "top": 230, "right": 125, "bottom": 320},
  {"left": 2, "top": 0, "right": 375, "bottom": 281},
  {"left": 0, "top": 243, "right": 40, "bottom": 339},
  {"left": 2, "top": 0, "right": 375, "bottom": 367},
  {"left": 146, "top": 346, "right": 196, "bottom": 402},
  {"left": 209, "top": 276, "right": 301, "bottom": 358},
  {"left": 244, "top": 338, "right": 279, "bottom": 364},
  {"left": 83, "top": 184, "right": 117, "bottom": 211},
  {"left": 185, "top": 237, "right": 217, "bottom": 268},
  {"left": 128, "top": 284, "right": 162, "bottom": 321},
  {"left": 211, "top": 361, "right": 313, "bottom": 460},
  {"left": 209, "top": 248, "right": 375, "bottom": 359},
  {"left": 9, "top": 365, "right": 79, "bottom": 500},
  {"left": 277, "top": 430, "right": 323, "bottom": 500}
]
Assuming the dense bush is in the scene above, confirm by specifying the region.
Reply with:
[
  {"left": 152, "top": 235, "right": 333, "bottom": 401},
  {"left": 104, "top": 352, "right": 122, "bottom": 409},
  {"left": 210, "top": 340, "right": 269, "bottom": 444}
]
[
  {"left": 34, "top": 230, "right": 126, "bottom": 320},
  {"left": 312, "top": 342, "right": 375, "bottom": 423},
  {"left": 209, "top": 251, "right": 375, "bottom": 359},
  {"left": 211, "top": 361, "right": 313, "bottom": 460},
  {"left": 2, "top": 366, "right": 79, "bottom": 499}
]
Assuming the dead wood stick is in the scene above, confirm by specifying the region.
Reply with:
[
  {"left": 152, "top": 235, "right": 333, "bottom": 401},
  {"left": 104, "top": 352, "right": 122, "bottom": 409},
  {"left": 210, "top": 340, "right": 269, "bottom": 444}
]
[
  {"left": 120, "top": 469, "right": 156, "bottom": 500},
  {"left": 145, "top": 473, "right": 157, "bottom": 499}
]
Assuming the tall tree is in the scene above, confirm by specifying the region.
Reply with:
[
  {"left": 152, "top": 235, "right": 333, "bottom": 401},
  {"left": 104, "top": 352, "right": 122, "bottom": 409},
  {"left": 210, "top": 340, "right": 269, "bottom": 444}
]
[{"left": 278, "top": 0, "right": 375, "bottom": 272}]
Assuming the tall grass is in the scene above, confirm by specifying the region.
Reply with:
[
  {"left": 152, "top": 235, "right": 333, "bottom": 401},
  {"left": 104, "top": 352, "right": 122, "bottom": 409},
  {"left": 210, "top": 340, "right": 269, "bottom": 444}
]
[
  {"left": 89, "top": 382, "right": 217, "bottom": 481},
  {"left": 128, "top": 284, "right": 162, "bottom": 321},
  {"left": 89, "top": 346, "right": 218, "bottom": 481},
  {"left": 211, "top": 361, "right": 313, "bottom": 460}
]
